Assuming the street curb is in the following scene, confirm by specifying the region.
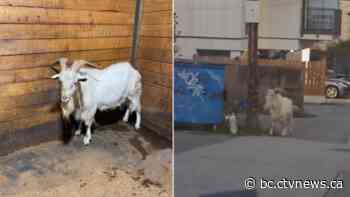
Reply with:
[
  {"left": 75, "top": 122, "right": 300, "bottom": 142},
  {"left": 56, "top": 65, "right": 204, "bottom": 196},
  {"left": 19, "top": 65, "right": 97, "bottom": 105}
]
[{"left": 304, "top": 96, "right": 350, "bottom": 105}]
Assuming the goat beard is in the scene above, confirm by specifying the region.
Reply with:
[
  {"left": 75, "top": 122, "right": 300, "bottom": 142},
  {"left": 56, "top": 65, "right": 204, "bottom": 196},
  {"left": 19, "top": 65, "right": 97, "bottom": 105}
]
[
  {"left": 60, "top": 85, "right": 84, "bottom": 144},
  {"left": 61, "top": 101, "right": 77, "bottom": 144}
]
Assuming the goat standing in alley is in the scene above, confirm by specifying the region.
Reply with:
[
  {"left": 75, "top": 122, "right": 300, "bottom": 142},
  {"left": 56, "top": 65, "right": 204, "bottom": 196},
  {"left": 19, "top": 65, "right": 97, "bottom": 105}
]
[
  {"left": 264, "top": 88, "right": 294, "bottom": 136},
  {"left": 50, "top": 58, "right": 142, "bottom": 145},
  {"left": 225, "top": 112, "right": 238, "bottom": 135}
]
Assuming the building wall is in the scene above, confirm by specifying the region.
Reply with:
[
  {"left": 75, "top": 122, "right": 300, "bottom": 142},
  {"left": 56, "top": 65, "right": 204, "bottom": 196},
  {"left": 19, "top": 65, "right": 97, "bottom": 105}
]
[
  {"left": 175, "top": 0, "right": 246, "bottom": 59},
  {"left": 176, "top": 0, "right": 302, "bottom": 58},
  {"left": 259, "top": 0, "right": 302, "bottom": 50},
  {"left": 341, "top": 0, "right": 350, "bottom": 40},
  {"left": 137, "top": 0, "right": 172, "bottom": 113},
  {"left": 0, "top": 0, "right": 135, "bottom": 155},
  {"left": 176, "top": 0, "right": 341, "bottom": 58}
]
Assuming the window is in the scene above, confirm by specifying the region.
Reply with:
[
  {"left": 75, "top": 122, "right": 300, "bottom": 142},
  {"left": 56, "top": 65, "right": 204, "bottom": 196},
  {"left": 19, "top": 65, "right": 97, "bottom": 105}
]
[{"left": 303, "top": 0, "right": 341, "bottom": 35}]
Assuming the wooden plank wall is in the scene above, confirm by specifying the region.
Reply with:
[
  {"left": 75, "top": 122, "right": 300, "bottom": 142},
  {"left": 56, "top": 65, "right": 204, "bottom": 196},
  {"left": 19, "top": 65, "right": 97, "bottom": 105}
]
[
  {"left": 137, "top": 0, "right": 172, "bottom": 113},
  {"left": 0, "top": 0, "right": 135, "bottom": 155}
]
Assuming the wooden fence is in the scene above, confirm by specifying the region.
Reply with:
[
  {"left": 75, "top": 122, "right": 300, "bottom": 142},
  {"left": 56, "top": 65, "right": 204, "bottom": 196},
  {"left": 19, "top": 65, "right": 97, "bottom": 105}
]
[
  {"left": 186, "top": 56, "right": 305, "bottom": 111},
  {"left": 136, "top": 0, "right": 172, "bottom": 139},
  {"left": 197, "top": 57, "right": 327, "bottom": 102},
  {"left": 225, "top": 59, "right": 305, "bottom": 111},
  {"left": 304, "top": 59, "right": 327, "bottom": 96}
]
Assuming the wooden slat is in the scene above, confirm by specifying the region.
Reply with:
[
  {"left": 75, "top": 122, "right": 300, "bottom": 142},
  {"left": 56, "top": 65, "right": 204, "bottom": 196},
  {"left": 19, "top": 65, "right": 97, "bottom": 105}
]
[
  {"left": 141, "top": 70, "right": 172, "bottom": 88},
  {"left": 0, "top": 48, "right": 131, "bottom": 70},
  {"left": 142, "top": 83, "right": 172, "bottom": 113},
  {"left": 0, "top": 59, "right": 133, "bottom": 85},
  {"left": 13, "top": 112, "right": 60, "bottom": 130},
  {"left": 137, "top": 59, "right": 172, "bottom": 75},
  {"left": 0, "top": 70, "right": 15, "bottom": 84},
  {"left": 143, "top": 0, "right": 172, "bottom": 13},
  {"left": 0, "top": 79, "right": 58, "bottom": 97},
  {"left": 137, "top": 1, "right": 172, "bottom": 114},
  {"left": 0, "top": 24, "right": 132, "bottom": 39},
  {"left": 0, "top": 6, "right": 133, "bottom": 25},
  {"left": 138, "top": 48, "right": 172, "bottom": 63},
  {"left": 142, "top": 11, "right": 171, "bottom": 25},
  {"left": 0, "top": 90, "right": 59, "bottom": 111},
  {"left": 94, "top": 59, "right": 131, "bottom": 69},
  {"left": 0, "top": 59, "right": 130, "bottom": 85},
  {"left": 0, "top": 37, "right": 132, "bottom": 55},
  {"left": 139, "top": 37, "right": 171, "bottom": 50},
  {"left": 0, "top": 104, "right": 54, "bottom": 122},
  {"left": 141, "top": 24, "right": 171, "bottom": 37},
  {"left": 0, "top": 0, "right": 135, "bottom": 12}
]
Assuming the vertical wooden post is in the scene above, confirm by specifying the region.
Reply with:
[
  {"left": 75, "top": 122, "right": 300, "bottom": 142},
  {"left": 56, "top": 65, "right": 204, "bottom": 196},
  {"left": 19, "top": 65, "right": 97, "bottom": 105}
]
[
  {"left": 245, "top": 0, "right": 260, "bottom": 130},
  {"left": 131, "top": 0, "right": 143, "bottom": 67},
  {"left": 246, "top": 22, "right": 260, "bottom": 130}
]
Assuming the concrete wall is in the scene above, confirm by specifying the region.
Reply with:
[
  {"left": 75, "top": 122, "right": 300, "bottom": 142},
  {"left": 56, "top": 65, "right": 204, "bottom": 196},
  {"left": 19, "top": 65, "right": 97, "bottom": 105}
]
[
  {"left": 176, "top": 0, "right": 303, "bottom": 58},
  {"left": 340, "top": 0, "right": 350, "bottom": 40},
  {"left": 176, "top": 0, "right": 341, "bottom": 58},
  {"left": 259, "top": 0, "right": 302, "bottom": 50},
  {"left": 175, "top": 0, "right": 246, "bottom": 59}
]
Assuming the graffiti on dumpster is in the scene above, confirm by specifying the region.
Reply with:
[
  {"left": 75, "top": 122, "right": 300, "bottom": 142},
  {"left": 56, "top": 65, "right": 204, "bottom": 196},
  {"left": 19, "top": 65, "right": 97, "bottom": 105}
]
[
  {"left": 174, "top": 63, "right": 225, "bottom": 123},
  {"left": 177, "top": 69, "right": 205, "bottom": 101}
]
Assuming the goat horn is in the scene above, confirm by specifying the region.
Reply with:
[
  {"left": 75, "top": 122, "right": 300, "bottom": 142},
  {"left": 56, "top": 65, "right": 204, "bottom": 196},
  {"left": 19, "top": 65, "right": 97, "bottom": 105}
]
[
  {"left": 72, "top": 60, "right": 99, "bottom": 72},
  {"left": 57, "top": 57, "right": 68, "bottom": 70},
  {"left": 85, "top": 60, "right": 99, "bottom": 68},
  {"left": 49, "top": 57, "right": 69, "bottom": 73},
  {"left": 49, "top": 65, "right": 60, "bottom": 73}
]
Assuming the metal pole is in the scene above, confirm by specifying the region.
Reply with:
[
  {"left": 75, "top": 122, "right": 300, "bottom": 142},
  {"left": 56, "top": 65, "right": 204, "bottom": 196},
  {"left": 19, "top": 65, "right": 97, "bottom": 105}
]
[
  {"left": 131, "top": 0, "right": 143, "bottom": 67},
  {"left": 246, "top": 18, "right": 260, "bottom": 130}
]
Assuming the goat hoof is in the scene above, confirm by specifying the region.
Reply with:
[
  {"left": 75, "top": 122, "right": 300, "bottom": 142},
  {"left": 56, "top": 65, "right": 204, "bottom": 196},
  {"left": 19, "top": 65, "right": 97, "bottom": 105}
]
[
  {"left": 135, "top": 125, "right": 140, "bottom": 130},
  {"left": 123, "top": 117, "right": 128, "bottom": 122},
  {"left": 83, "top": 137, "right": 91, "bottom": 145}
]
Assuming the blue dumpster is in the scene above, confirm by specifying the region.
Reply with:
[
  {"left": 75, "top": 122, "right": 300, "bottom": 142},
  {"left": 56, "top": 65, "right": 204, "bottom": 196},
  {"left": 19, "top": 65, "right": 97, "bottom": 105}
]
[{"left": 174, "top": 63, "right": 225, "bottom": 124}]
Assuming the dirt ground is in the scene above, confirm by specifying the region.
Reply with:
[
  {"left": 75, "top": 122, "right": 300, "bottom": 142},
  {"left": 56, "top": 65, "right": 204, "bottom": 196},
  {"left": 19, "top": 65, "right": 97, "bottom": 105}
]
[{"left": 0, "top": 123, "right": 172, "bottom": 197}]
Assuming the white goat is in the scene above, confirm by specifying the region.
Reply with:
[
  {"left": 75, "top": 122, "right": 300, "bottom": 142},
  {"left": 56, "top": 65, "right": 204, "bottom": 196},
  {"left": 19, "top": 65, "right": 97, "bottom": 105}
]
[
  {"left": 51, "top": 58, "right": 142, "bottom": 145},
  {"left": 264, "top": 89, "right": 293, "bottom": 136},
  {"left": 225, "top": 113, "right": 238, "bottom": 135}
]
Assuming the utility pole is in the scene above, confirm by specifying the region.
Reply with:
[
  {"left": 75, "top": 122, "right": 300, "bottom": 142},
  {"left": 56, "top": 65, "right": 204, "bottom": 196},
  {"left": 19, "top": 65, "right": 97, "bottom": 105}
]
[{"left": 245, "top": 0, "right": 260, "bottom": 130}]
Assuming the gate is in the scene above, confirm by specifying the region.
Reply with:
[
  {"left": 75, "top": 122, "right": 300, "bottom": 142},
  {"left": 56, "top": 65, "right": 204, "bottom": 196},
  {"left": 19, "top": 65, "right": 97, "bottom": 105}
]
[{"left": 304, "top": 60, "right": 326, "bottom": 96}]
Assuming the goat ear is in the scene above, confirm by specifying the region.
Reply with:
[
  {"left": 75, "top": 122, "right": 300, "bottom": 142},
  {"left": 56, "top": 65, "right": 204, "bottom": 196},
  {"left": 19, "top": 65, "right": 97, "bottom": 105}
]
[{"left": 51, "top": 74, "right": 60, "bottom": 79}]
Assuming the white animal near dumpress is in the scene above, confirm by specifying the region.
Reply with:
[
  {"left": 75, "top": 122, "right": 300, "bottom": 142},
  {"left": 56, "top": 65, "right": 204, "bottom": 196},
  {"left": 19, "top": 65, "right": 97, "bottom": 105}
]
[
  {"left": 225, "top": 113, "right": 238, "bottom": 135},
  {"left": 264, "top": 88, "right": 293, "bottom": 136},
  {"left": 51, "top": 58, "right": 142, "bottom": 145}
]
